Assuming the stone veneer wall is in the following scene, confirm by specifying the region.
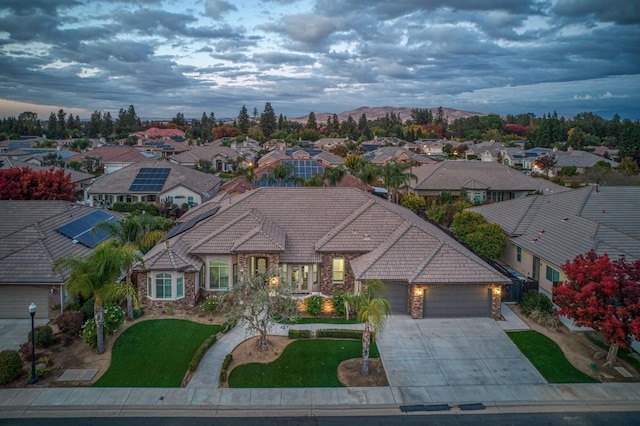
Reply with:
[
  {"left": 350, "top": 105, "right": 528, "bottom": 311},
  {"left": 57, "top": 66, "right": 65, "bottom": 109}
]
[
  {"left": 408, "top": 284, "right": 502, "bottom": 320},
  {"left": 236, "top": 253, "right": 280, "bottom": 280},
  {"left": 319, "top": 253, "right": 362, "bottom": 294},
  {"left": 137, "top": 271, "right": 198, "bottom": 309}
]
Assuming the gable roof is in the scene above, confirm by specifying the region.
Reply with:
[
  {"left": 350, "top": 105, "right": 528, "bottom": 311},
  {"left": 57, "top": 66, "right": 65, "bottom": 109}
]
[
  {"left": 554, "top": 150, "right": 619, "bottom": 168},
  {"left": 411, "top": 160, "right": 569, "bottom": 194},
  {"left": 470, "top": 186, "right": 640, "bottom": 267},
  {"left": 169, "top": 142, "right": 240, "bottom": 165},
  {"left": 0, "top": 201, "right": 125, "bottom": 284},
  {"left": 143, "top": 187, "right": 509, "bottom": 284},
  {"left": 65, "top": 145, "right": 151, "bottom": 164}
]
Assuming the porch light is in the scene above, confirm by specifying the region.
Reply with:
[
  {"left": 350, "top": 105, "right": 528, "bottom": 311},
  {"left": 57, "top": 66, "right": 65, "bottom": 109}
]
[
  {"left": 414, "top": 287, "right": 423, "bottom": 296},
  {"left": 269, "top": 276, "right": 279, "bottom": 287},
  {"left": 494, "top": 287, "right": 501, "bottom": 296}
]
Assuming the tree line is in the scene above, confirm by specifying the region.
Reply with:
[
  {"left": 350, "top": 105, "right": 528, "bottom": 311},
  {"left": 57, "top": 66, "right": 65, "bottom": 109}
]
[{"left": 2, "top": 104, "right": 639, "bottom": 163}]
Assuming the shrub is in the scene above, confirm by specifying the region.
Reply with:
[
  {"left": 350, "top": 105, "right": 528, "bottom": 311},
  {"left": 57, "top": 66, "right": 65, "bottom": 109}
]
[
  {"left": 520, "top": 291, "right": 554, "bottom": 317},
  {"left": 529, "top": 309, "right": 560, "bottom": 328},
  {"left": 164, "top": 302, "right": 175, "bottom": 315},
  {"left": 0, "top": 350, "right": 23, "bottom": 385},
  {"left": 133, "top": 307, "right": 145, "bottom": 319},
  {"left": 316, "top": 329, "right": 363, "bottom": 339},
  {"left": 80, "top": 298, "right": 95, "bottom": 320},
  {"left": 19, "top": 342, "right": 34, "bottom": 362},
  {"left": 28, "top": 325, "right": 53, "bottom": 348},
  {"left": 201, "top": 297, "right": 219, "bottom": 315},
  {"left": 112, "top": 201, "right": 159, "bottom": 215},
  {"left": 80, "top": 304, "right": 125, "bottom": 349},
  {"left": 56, "top": 311, "right": 85, "bottom": 336},
  {"left": 219, "top": 353, "right": 233, "bottom": 383},
  {"left": 304, "top": 295, "right": 323, "bottom": 316},
  {"left": 188, "top": 335, "right": 217, "bottom": 372},
  {"left": 65, "top": 302, "right": 82, "bottom": 312},
  {"left": 331, "top": 290, "right": 348, "bottom": 316},
  {"left": 221, "top": 319, "right": 237, "bottom": 333},
  {"left": 288, "top": 329, "right": 312, "bottom": 339}
]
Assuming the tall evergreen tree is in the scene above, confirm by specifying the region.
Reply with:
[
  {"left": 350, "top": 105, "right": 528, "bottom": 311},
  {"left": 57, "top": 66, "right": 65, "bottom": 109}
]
[
  {"left": 260, "top": 102, "right": 277, "bottom": 139},
  {"left": 238, "top": 105, "right": 250, "bottom": 134},
  {"left": 306, "top": 111, "right": 317, "bottom": 129}
]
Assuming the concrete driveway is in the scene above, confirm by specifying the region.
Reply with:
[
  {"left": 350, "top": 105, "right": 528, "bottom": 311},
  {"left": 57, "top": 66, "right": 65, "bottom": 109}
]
[
  {"left": 377, "top": 316, "right": 546, "bottom": 389},
  {"left": 0, "top": 319, "right": 50, "bottom": 351}
]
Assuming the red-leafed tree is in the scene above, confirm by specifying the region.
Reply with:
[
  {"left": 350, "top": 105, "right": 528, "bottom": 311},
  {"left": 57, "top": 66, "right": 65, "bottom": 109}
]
[
  {"left": 0, "top": 167, "right": 76, "bottom": 201},
  {"left": 553, "top": 251, "right": 640, "bottom": 367},
  {"left": 504, "top": 123, "right": 528, "bottom": 136}
]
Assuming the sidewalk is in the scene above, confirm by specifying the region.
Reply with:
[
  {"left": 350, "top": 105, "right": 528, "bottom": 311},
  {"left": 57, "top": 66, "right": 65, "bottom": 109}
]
[{"left": 2, "top": 309, "right": 640, "bottom": 417}]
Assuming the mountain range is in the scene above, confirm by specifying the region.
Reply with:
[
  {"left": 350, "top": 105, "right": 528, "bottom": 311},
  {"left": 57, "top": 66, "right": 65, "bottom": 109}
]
[{"left": 290, "top": 106, "right": 486, "bottom": 124}]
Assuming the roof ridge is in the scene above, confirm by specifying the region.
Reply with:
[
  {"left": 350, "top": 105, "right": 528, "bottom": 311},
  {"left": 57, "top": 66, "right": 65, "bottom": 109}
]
[
  {"left": 355, "top": 221, "right": 412, "bottom": 279},
  {"left": 407, "top": 238, "right": 444, "bottom": 283},
  {"left": 190, "top": 209, "right": 255, "bottom": 251},
  {"left": 314, "top": 199, "right": 376, "bottom": 250}
]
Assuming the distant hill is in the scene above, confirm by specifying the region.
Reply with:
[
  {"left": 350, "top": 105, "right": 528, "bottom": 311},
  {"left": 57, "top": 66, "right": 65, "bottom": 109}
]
[{"left": 291, "top": 106, "right": 486, "bottom": 124}]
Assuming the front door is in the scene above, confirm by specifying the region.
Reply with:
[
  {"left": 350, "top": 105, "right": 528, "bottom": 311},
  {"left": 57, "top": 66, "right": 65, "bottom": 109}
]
[{"left": 291, "top": 265, "right": 309, "bottom": 293}]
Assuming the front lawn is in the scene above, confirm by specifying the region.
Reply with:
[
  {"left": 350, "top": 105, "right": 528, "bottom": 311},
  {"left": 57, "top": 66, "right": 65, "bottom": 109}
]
[
  {"left": 507, "top": 330, "right": 598, "bottom": 383},
  {"left": 228, "top": 339, "right": 379, "bottom": 388},
  {"left": 94, "top": 319, "right": 220, "bottom": 387}
]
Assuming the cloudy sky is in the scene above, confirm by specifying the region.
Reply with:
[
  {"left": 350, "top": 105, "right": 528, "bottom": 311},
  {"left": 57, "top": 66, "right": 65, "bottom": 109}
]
[{"left": 1, "top": 0, "right": 639, "bottom": 121}]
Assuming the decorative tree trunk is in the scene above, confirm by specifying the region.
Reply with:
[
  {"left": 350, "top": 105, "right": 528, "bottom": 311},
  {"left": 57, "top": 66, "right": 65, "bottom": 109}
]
[
  {"left": 603, "top": 342, "right": 619, "bottom": 369},
  {"left": 362, "top": 321, "right": 371, "bottom": 376},
  {"left": 126, "top": 295, "right": 134, "bottom": 321},
  {"left": 95, "top": 303, "right": 105, "bottom": 354}
]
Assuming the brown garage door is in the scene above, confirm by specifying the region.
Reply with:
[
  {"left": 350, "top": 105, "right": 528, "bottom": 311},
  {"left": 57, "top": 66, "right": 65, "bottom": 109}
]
[
  {"left": 423, "top": 285, "right": 491, "bottom": 318},
  {"left": 0, "top": 286, "right": 50, "bottom": 319},
  {"left": 383, "top": 283, "right": 408, "bottom": 315}
]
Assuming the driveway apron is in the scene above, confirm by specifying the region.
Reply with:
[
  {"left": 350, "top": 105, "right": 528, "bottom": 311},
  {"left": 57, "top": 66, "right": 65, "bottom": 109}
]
[{"left": 377, "top": 316, "right": 546, "bottom": 388}]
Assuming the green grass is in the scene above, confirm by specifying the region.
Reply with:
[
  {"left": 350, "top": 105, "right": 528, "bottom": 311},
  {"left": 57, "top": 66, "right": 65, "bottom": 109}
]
[
  {"left": 94, "top": 319, "right": 220, "bottom": 387},
  {"left": 228, "top": 339, "right": 379, "bottom": 388},
  {"left": 508, "top": 331, "right": 599, "bottom": 383}
]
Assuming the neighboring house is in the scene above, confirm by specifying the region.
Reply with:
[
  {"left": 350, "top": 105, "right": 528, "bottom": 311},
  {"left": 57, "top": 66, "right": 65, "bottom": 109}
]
[
  {"left": 65, "top": 145, "right": 153, "bottom": 174},
  {"left": 363, "top": 146, "right": 434, "bottom": 166},
  {"left": 169, "top": 142, "right": 242, "bottom": 171},
  {"left": 136, "top": 188, "right": 509, "bottom": 319},
  {"left": 469, "top": 186, "right": 640, "bottom": 299},
  {"left": 253, "top": 158, "right": 326, "bottom": 187},
  {"left": 501, "top": 147, "right": 545, "bottom": 171},
  {"left": 135, "top": 127, "right": 186, "bottom": 139},
  {"left": 547, "top": 150, "right": 619, "bottom": 177},
  {"left": 406, "top": 161, "right": 570, "bottom": 202},
  {"left": 0, "top": 201, "right": 124, "bottom": 319},
  {"left": 466, "top": 141, "right": 506, "bottom": 162},
  {"left": 313, "top": 137, "right": 348, "bottom": 151},
  {"left": 0, "top": 157, "right": 94, "bottom": 196},
  {"left": 135, "top": 139, "right": 189, "bottom": 158},
  {"left": 85, "top": 160, "right": 222, "bottom": 208}
]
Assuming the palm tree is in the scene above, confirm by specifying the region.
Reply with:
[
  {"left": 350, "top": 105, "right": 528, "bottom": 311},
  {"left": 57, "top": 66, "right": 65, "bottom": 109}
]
[
  {"left": 53, "top": 240, "right": 135, "bottom": 354},
  {"left": 349, "top": 279, "right": 391, "bottom": 376},
  {"left": 323, "top": 165, "right": 346, "bottom": 186},
  {"left": 357, "top": 163, "right": 381, "bottom": 186},
  {"left": 93, "top": 214, "right": 171, "bottom": 254},
  {"left": 380, "top": 162, "right": 417, "bottom": 203}
]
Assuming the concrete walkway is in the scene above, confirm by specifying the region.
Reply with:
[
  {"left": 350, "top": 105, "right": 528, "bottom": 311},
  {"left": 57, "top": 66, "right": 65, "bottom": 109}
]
[
  {"left": 1, "top": 305, "right": 640, "bottom": 417},
  {"left": 0, "top": 319, "right": 50, "bottom": 351}
]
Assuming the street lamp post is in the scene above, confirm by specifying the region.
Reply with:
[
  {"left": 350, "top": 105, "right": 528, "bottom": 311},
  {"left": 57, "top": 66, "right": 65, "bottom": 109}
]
[{"left": 28, "top": 303, "right": 38, "bottom": 385}]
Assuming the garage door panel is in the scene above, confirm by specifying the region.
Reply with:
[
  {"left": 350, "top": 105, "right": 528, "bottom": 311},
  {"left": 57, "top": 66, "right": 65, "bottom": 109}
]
[
  {"left": 0, "top": 286, "right": 50, "bottom": 319},
  {"left": 423, "top": 285, "right": 491, "bottom": 318},
  {"left": 383, "top": 283, "right": 408, "bottom": 315}
]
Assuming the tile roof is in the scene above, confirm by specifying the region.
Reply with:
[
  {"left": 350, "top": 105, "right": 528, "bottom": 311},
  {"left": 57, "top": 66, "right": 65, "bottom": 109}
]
[
  {"left": 143, "top": 187, "right": 509, "bottom": 285},
  {"left": 470, "top": 186, "right": 640, "bottom": 267},
  {"left": 411, "top": 160, "right": 569, "bottom": 194},
  {"left": 65, "top": 146, "right": 151, "bottom": 164},
  {"left": 87, "top": 160, "right": 221, "bottom": 196},
  {"left": 136, "top": 127, "right": 186, "bottom": 138},
  {"left": 0, "top": 201, "right": 125, "bottom": 284},
  {"left": 554, "top": 150, "right": 618, "bottom": 168},
  {"left": 169, "top": 142, "right": 240, "bottom": 165}
]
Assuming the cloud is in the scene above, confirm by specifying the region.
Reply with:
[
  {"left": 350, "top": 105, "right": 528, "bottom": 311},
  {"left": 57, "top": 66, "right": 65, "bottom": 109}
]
[
  {"left": 205, "top": 0, "right": 237, "bottom": 20},
  {"left": 553, "top": 0, "right": 640, "bottom": 25}
]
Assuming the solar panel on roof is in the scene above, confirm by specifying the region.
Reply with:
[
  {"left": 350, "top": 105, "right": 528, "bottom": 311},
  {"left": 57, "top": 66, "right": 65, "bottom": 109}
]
[
  {"left": 9, "top": 141, "right": 30, "bottom": 150},
  {"left": 129, "top": 167, "right": 170, "bottom": 192},
  {"left": 55, "top": 210, "right": 116, "bottom": 248}
]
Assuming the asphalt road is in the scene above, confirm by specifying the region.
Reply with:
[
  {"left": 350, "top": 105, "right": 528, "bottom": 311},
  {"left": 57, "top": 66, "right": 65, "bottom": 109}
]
[{"left": 1, "top": 413, "right": 640, "bottom": 426}]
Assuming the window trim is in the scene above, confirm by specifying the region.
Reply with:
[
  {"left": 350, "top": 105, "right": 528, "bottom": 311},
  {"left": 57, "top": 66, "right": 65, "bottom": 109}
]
[
  {"left": 517, "top": 246, "right": 522, "bottom": 262},
  {"left": 147, "top": 272, "right": 186, "bottom": 300},
  {"left": 209, "top": 259, "right": 230, "bottom": 290},
  {"left": 545, "top": 265, "right": 560, "bottom": 283}
]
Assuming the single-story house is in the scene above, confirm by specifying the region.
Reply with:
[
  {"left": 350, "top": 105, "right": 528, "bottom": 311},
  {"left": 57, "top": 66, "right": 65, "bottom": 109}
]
[
  {"left": 136, "top": 188, "right": 510, "bottom": 319},
  {"left": 547, "top": 150, "right": 619, "bottom": 176},
  {"left": 64, "top": 145, "right": 153, "bottom": 175},
  {"left": 168, "top": 142, "right": 242, "bottom": 171},
  {"left": 85, "top": 160, "right": 222, "bottom": 208},
  {"left": 406, "top": 160, "right": 570, "bottom": 203},
  {"left": 363, "top": 146, "right": 434, "bottom": 166},
  {"left": 469, "top": 186, "right": 640, "bottom": 298},
  {"left": 0, "top": 201, "right": 124, "bottom": 319}
]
